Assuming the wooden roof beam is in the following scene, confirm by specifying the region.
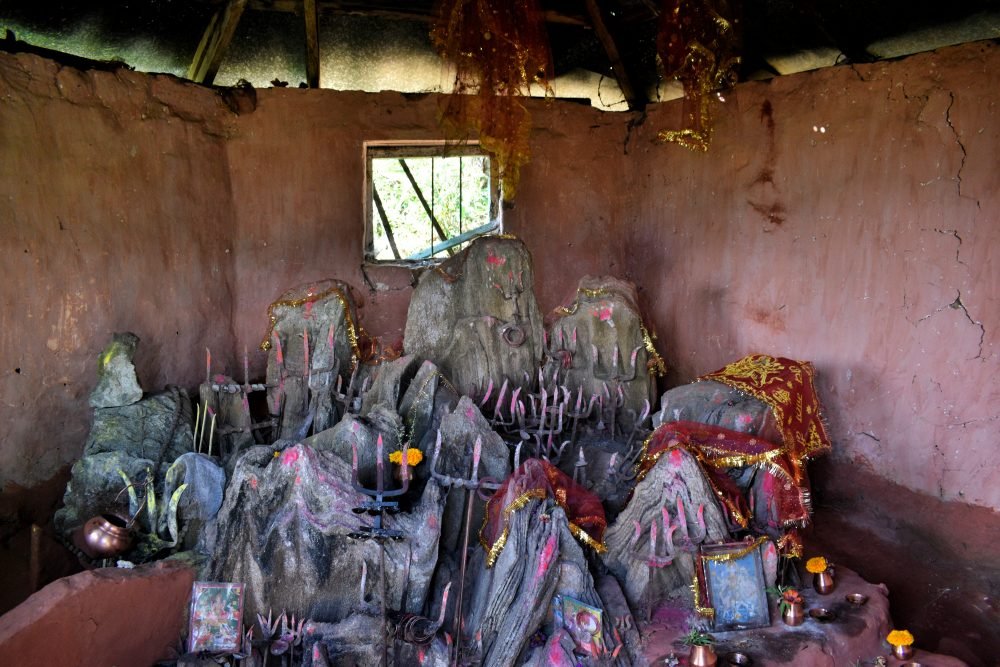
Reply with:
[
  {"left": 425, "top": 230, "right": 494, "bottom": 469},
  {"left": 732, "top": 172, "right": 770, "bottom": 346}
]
[
  {"left": 583, "top": 0, "right": 643, "bottom": 111},
  {"left": 303, "top": 0, "right": 320, "bottom": 87},
  {"left": 187, "top": 0, "right": 248, "bottom": 85}
]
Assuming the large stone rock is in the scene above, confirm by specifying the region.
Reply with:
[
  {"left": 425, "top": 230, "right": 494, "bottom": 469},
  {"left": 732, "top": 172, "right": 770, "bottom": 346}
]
[
  {"left": 161, "top": 452, "right": 226, "bottom": 553},
  {"left": 465, "top": 501, "right": 631, "bottom": 666},
  {"left": 602, "top": 447, "right": 730, "bottom": 611},
  {"left": 403, "top": 236, "right": 544, "bottom": 400},
  {"left": 305, "top": 406, "right": 405, "bottom": 488},
  {"left": 55, "top": 386, "right": 194, "bottom": 537},
  {"left": 652, "top": 380, "right": 781, "bottom": 442},
  {"left": 208, "top": 443, "right": 445, "bottom": 623},
  {"left": 434, "top": 396, "right": 511, "bottom": 555},
  {"left": 89, "top": 332, "right": 143, "bottom": 408},
  {"left": 545, "top": 276, "right": 660, "bottom": 434},
  {"left": 264, "top": 280, "right": 360, "bottom": 440},
  {"left": 301, "top": 613, "right": 450, "bottom": 667}
]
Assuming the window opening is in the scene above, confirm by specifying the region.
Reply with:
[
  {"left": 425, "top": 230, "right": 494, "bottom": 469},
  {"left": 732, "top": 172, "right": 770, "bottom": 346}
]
[{"left": 365, "top": 143, "right": 500, "bottom": 265}]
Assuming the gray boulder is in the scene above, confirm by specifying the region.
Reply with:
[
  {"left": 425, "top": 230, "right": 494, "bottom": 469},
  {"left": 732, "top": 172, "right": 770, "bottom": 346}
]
[
  {"left": 208, "top": 443, "right": 445, "bottom": 623},
  {"left": 403, "top": 236, "right": 544, "bottom": 400},
  {"left": 264, "top": 280, "right": 359, "bottom": 440},
  {"left": 651, "top": 380, "right": 780, "bottom": 441},
  {"left": 89, "top": 332, "right": 143, "bottom": 408},
  {"left": 545, "top": 276, "right": 659, "bottom": 434},
  {"left": 601, "top": 447, "right": 730, "bottom": 611},
  {"left": 55, "top": 386, "right": 193, "bottom": 538}
]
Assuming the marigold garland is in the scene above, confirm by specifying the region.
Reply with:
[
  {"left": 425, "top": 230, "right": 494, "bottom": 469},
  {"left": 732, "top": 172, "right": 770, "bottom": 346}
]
[
  {"left": 805, "top": 556, "right": 828, "bottom": 574},
  {"left": 887, "top": 629, "right": 914, "bottom": 647}
]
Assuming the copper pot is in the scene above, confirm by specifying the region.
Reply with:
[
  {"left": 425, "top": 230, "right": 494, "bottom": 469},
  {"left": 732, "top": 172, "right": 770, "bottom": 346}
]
[
  {"left": 813, "top": 570, "right": 835, "bottom": 594},
  {"left": 82, "top": 513, "right": 134, "bottom": 559},
  {"left": 782, "top": 600, "right": 805, "bottom": 626},
  {"left": 689, "top": 645, "right": 718, "bottom": 667},
  {"left": 892, "top": 644, "right": 915, "bottom": 660}
]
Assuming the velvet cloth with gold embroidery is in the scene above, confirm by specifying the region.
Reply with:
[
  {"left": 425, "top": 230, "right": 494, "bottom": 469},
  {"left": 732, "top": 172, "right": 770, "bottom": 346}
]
[
  {"left": 480, "top": 458, "right": 607, "bottom": 567},
  {"left": 698, "top": 354, "right": 832, "bottom": 473},
  {"left": 637, "top": 421, "right": 811, "bottom": 554}
]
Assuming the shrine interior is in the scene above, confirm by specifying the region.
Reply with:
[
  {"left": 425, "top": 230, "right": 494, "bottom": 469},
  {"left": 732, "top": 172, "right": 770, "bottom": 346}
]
[{"left": 0, "top": 2, "right": 998, "bottom": 666}]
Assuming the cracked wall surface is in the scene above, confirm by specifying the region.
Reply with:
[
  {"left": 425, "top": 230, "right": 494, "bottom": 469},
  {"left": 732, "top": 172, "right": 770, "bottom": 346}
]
[{"left": 624, "top": 41, "right": 998, "bottom": 510}]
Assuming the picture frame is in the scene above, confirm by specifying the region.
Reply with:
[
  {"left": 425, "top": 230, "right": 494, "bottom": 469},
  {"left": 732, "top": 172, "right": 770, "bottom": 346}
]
[
  {"left": 188, "top": 581, "right": 246, "bottom": 653},
  {"left": 561, "top": 596, "right": 605, "bottom": 655},
  {"left": 699, "top": 541, "right": 770, "bottom": 632}
]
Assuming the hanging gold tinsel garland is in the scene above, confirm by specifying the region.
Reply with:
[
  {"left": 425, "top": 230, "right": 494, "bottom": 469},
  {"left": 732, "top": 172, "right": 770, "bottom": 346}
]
[
  {"left": 657, "top": 0, "right": 742, "bottom": 151},
  {"left": 431, "top": 0, "right": 553, "bottom": 200}
]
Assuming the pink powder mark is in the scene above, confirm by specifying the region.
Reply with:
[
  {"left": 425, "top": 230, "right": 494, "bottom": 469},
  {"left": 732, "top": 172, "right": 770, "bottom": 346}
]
[
  {"left": 418, "top": 648, "right": 426, "bottom": 663},
  {"left": 592, "top": 304, "right": 613, "bottom": 321},
  {"left": 427, "top": 514, "right": 439, "bottom": 530},
  {"left": 669, "top": 449, "right": 684, "bottom": 467},
  {"left": 304, "top": 301, "right": 314, "bottom": 319},
  {"left": 534, "top": 534, "right": 558, "bottom": 580},
  {"left": 250, "top": 477, "right": 258, "bottom": 490},
  {"left": 295, "top": 475, "right": 301, "bottom": 485},
  {"left": 738, "top": 413, "right": 753, "bottom": 425},
  {"left": 486, "top": 249, "right": 506, "bottom": 267},
  {"left": 282, "top": 449, "right": 300, "bottom": 466},
  {"left": 465, "top": 406, "right": 476, "bottom": 420},
  {"left": 214, "top": 373, "right": 227, "bottom": 383}
]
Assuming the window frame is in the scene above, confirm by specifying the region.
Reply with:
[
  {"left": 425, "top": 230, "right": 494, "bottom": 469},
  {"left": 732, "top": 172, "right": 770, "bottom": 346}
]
[{"left": 362, "top": 140, "right": 502, "bottom": 266}]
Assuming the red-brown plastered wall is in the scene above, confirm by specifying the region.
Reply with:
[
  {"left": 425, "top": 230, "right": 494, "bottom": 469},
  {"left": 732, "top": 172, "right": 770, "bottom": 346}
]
[
  {"left": 623, "top": 42, "right": 999, "bottom": 511},
  {"left": 0, "top": 53, "right": 239, "bottom": 497}
]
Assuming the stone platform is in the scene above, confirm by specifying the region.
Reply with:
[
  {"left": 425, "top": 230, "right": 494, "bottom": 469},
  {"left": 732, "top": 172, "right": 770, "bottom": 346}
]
[{"left": 639, "top": 566, "right": 967, "bottom": 666}]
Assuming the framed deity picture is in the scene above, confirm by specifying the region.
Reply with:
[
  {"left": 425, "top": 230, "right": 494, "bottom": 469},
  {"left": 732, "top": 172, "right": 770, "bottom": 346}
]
[
  {"left": 561, "top": 596, "right": 605, "bottom": 655},
  {"left": 188, "top": 581, "right": 245, "bottom": 653},
  {"left": 699, "top": 541, "right": 770, "bottom": 632}
]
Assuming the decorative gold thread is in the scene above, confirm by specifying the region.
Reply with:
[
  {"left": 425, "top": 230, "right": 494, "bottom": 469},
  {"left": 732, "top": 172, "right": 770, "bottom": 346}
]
[
  {"left": 701, "top": 536, "right": 769, "bottom": 563},
  {"left": 259, "top": 286, "right": 361, "bottom": 371},
  {"left": 480, "top": 482, "right": 608, "bottom": 567},
  {"left": 481, "top": 490, "right": 547, "bottom": 567}
]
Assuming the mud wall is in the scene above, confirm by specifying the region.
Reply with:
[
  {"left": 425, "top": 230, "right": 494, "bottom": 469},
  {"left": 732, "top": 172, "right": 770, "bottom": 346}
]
[
  {"left": 619, "top": 41, "right": 998, "bottom": 512},
  {"left": 0, "top": 53, "right": 239, "bottom": 498}
]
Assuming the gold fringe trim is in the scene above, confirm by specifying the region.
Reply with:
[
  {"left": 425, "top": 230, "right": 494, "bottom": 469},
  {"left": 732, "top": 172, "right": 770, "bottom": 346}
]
[
  {"left": 701, "top": 536, "right": 769, "bottom": 564},
  {"left": 259, "top": 285, "right": 361, "bottom": 371},
  {"left": 481, "top": 489, "right": 547, "bottom": 568},
  {"left": 480, "top": 486, "right": 607, "bottom": 568}
]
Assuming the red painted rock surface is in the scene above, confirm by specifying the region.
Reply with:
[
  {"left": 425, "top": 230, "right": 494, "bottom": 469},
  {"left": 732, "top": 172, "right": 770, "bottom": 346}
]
[{"left": 0, "top": 560, "right": 195, "bottom": 667}]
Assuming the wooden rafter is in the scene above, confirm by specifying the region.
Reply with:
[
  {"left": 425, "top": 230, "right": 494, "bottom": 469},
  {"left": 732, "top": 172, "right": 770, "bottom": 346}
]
[
  {"left": 303, "top": 0, "right": 320, "bottom": 87},
  {"left": 246, "top": 1, "right": 587, "bottom": 27},
  {"left": 187, "top": 0, "right": 248, "bottom": 85},
  {"left": 583, "top": 0, "right": 642, "bottom": 110}
]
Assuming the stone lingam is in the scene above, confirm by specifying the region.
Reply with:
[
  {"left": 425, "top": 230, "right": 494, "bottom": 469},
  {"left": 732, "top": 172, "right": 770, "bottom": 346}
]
[{"left": 17, "top": 236, "right": 963, "bottom": 667}]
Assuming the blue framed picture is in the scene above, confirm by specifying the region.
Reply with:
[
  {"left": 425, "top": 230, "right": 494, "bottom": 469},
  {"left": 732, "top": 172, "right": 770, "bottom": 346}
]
[{"left": 700, "top": 541, "right": 770, "bottom": 631}]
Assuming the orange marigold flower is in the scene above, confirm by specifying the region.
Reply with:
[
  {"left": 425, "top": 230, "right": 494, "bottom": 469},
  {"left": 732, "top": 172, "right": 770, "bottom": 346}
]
[
  {"left": 389, "top": 448, "right": 424, "bottom": 466},
  {"left": 805, "top": 556, "right": 828, "bottom": 573},
  {"left": 887, "top": 629, "right": 914, "bottom": 647}
]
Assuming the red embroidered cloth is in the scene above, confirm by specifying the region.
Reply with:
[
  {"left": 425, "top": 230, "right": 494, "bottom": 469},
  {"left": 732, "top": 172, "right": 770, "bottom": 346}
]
[
  {"left": 636, "top": 421, "right": 811, "bottom": 535},
  {"left": 480, "top": 458, "right": 607, "bottom": 567},
  {"left": 698, "top": 354, "right": 831, "bottom": 469}
]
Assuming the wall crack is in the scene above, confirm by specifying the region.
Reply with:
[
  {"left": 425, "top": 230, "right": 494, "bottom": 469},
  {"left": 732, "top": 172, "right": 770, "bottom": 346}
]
[{"left": 944, "top": 92, "right": 981, "bottom": 210}]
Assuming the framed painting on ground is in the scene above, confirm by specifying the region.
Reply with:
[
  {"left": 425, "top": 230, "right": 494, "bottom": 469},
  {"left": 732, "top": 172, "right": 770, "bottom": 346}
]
[
  {"left": 188, "top": 581, "right": 245, "bottom": 653},
  {"left": 699, "top": 541, "right": 770, "bottom": 631}
]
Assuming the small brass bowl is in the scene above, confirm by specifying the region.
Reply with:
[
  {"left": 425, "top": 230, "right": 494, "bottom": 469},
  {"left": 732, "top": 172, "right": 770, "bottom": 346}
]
[
  {"left": 725, "top": 653, "right": 752, "bottom": 666},
  {"left": 845, "top": 593, "right": 868, "bottom": 605},
  {"left": 809, "top": 607, "right": 836, "bottom": 622}
]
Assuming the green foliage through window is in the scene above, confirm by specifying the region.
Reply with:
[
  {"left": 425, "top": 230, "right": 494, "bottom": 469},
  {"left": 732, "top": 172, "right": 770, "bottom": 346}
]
[{"left": 366, "top": 144, "right": 499, "bottom": 263}]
